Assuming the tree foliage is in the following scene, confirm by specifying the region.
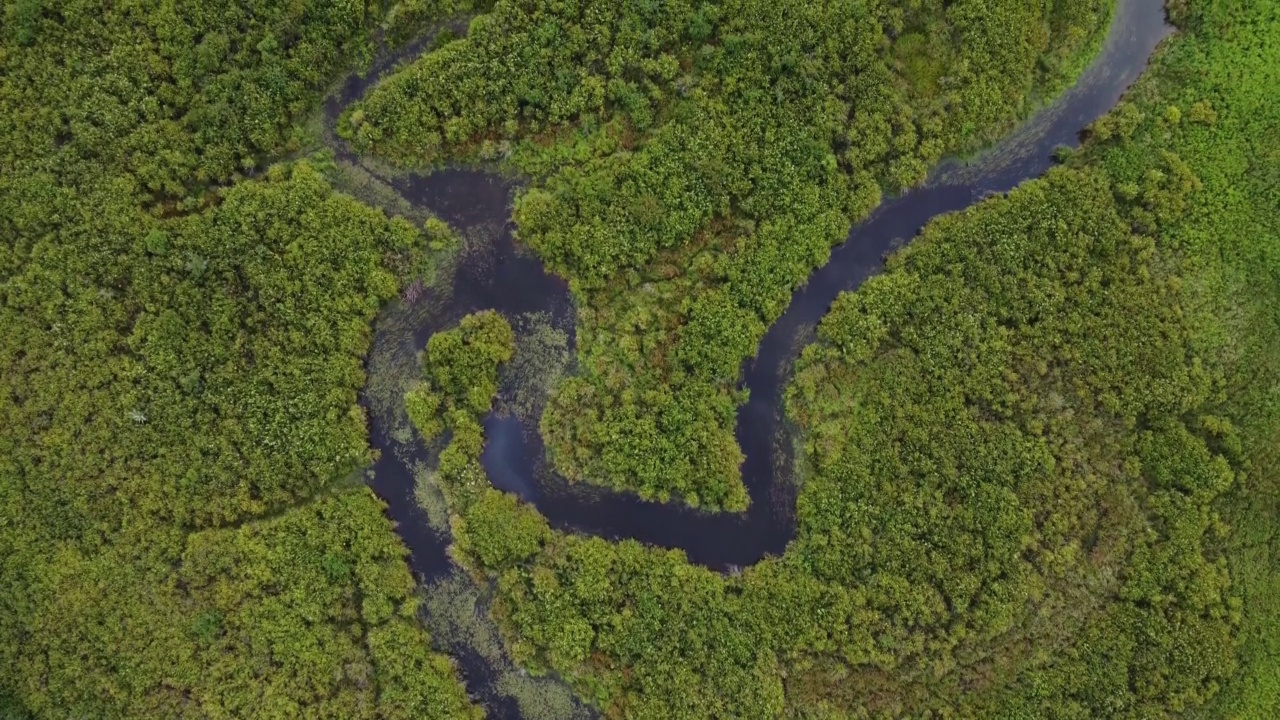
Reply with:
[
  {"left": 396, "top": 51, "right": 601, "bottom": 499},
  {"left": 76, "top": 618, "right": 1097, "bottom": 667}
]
[{"left": 6, "top": 0, "right": 1279, "bottom": 718}]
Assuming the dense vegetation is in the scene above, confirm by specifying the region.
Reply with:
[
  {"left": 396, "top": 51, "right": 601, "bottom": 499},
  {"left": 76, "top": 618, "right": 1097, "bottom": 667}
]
[
  {"left": 0, "top": 2, "right": 479, "bottom": 716},
  {"left": 408, "top": 0, "right": 1280, "bottom": 717},
  {"left": 346, "top": 0, "right": 1114, "bottom": 509},
  {"left": 6, "top": 0, "right": 1278, "bottom": 718}
]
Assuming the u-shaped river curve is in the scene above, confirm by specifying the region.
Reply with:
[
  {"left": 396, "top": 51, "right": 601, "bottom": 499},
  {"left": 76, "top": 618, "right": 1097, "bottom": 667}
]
[{"left": 337, "top": 0, "right": 1173, "bottom": 580}]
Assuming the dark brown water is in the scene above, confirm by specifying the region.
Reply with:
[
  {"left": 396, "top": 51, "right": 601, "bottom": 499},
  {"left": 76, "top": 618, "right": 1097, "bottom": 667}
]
[{"left": 331, "top": 0, "right": 1173, "bottom": 714}]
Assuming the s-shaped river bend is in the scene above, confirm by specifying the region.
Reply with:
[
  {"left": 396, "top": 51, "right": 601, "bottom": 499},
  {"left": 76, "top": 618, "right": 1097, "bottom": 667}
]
[{"left": 339, "top": 0, "right": 1171, "bottom": 588}]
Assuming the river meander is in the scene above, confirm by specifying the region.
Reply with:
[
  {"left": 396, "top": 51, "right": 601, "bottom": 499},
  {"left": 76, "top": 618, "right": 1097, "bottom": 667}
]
[{"left": 330, "top": 0, "right": 1172, "bottom": 714}]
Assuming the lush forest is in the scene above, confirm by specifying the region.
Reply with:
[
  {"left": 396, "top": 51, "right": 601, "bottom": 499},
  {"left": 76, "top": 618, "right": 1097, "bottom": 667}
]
[
  {"left": 4, "top": 0, "right": 1279, "bottom": 719},
  {"left": 345, "top": 0, "right": 1115, "bottom": 509},
  {"left": 396, "top": 0, "right": 1280, "bottom": 717},
  {"left": 0, "top": 2, "right": 479, "bottom": 717}
]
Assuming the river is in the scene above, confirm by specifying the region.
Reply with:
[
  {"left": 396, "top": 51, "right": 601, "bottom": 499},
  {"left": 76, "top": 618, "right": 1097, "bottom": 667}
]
[{"left": 329, "top": 0, "right": 1172, "bottom": 714}]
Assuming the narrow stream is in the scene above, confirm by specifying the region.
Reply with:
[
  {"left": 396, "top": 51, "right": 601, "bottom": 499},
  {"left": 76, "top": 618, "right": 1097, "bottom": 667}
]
[{"left": 334, "top": 0, "right": 1172, "bottom": 713}]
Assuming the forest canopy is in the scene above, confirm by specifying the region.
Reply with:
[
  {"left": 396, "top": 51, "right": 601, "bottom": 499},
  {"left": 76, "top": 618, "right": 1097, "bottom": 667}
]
[{"left": 3, "top": 0, "right": 1278, "bottom": 719}]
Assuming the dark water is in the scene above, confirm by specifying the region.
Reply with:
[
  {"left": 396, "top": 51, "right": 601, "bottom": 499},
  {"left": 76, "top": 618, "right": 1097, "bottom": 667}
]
[{"left": 333, "top": 0, "right": 1171, "bottom": 714}]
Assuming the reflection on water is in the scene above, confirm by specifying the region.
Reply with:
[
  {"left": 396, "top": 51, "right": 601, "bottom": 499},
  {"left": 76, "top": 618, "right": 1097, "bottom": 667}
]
[{"left": 482, "top": 415, "right": 536, "bottom": 498}]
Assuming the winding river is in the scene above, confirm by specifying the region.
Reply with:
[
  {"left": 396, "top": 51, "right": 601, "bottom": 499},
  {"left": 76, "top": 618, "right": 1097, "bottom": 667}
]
[{"left": 330, "top": 0, "right": 1170, "bottom": 713}]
